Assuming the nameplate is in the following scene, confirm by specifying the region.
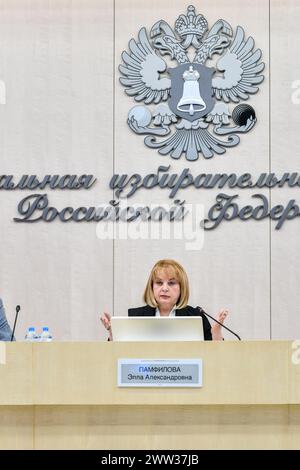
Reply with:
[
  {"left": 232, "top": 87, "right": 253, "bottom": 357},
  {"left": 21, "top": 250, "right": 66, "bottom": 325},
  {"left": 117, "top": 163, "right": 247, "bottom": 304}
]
[{"left": 118, "top": 358, "right": 202, "bottom": 387}]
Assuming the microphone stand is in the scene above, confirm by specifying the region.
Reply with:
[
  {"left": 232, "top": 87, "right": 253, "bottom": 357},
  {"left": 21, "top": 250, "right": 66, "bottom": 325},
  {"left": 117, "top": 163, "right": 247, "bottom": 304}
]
[
  {"left": 197, "top": 306, "right": 241, "bottom": 340},
  {"left": 11, "top": 305, "right": 21, "bottom": 341}
]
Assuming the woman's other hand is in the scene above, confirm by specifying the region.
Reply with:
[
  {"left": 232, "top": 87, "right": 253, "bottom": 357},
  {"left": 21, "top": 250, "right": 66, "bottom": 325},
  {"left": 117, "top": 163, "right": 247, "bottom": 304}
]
[
  {"left": 211, "top": 308, "right": 229, "bottom": 340},
  {"left": 100, "top": 312, "right": 113, "bottom": 341}
]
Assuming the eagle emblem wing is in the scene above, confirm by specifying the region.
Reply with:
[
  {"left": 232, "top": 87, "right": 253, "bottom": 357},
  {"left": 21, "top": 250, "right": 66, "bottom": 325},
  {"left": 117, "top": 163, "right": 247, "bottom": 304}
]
[
  {"left": 119, "top": 27, "right": 171, "bottom": 105},
  {"left": 212, "top": 26, "right": 265, "bottom": 103}
]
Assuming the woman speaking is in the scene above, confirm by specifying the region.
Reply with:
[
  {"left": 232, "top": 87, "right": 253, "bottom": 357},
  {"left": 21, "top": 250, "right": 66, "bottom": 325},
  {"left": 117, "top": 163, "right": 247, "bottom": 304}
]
[{"left": 101, "top": 259, "right": 229, "bottom": 341}]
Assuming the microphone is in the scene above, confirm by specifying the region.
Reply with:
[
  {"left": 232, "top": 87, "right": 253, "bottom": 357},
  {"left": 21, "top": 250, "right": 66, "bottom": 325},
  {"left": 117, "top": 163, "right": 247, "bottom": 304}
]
[
  {"left": 10, "top": 305, "right": 21, "bottom": 342},
  {"left": 197, "top": 306, "right": 241, "bottom": 341}
]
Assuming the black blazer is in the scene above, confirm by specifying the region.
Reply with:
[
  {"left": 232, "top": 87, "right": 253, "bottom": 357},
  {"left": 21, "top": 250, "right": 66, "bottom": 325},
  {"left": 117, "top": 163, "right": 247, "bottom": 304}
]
[{"left": 128, "top": 305, "right": 212, "bottom": 341}]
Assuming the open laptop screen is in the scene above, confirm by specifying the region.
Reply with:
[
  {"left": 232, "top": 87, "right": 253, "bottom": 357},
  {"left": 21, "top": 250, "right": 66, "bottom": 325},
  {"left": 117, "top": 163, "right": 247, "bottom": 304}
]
[{"left": 110, "top": 316, "right": 204, "bottom": 342}]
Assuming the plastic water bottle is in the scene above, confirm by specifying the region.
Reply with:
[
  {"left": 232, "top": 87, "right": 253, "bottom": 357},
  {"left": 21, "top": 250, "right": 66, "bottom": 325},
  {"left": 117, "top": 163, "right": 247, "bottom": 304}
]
[
  {"left": 25, "top": 327, "right": 37, "bottom": 342},
  {"left": 39, "top": 327, "right": 53, "bottom": 342}
]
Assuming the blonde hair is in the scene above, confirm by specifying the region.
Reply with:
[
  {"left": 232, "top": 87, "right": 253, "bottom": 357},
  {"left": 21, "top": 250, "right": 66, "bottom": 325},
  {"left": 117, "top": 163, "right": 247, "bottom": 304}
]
[{"left": 143, "top": 259, "right": 189, "bottom": 309}]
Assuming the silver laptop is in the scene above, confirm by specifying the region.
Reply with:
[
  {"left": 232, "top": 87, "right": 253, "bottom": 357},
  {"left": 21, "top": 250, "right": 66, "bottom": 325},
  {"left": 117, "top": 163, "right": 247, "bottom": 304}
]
[{"left": 110, "top": 316, "right": 204, "bottom": 342}]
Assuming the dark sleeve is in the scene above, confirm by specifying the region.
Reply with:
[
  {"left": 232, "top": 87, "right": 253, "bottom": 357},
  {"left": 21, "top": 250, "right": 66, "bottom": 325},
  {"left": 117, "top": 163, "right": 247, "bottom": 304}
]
[
  {"left": 201, "top": 313, "right": 212, "bottom": 341},
  {"left": 128, "top": 308, "right": 137, "bottom": 317},
  {"left": 190, "top": 306, "right": 212, "bottom": 341},
  {"left": 128, "top": 306, "right": 155, "bottom": 317}
]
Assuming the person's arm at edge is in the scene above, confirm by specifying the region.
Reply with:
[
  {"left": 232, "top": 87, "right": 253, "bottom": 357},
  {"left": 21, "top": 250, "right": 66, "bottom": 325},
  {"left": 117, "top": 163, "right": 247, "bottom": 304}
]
[{"left": 0, "top": 298, "right": 14, "bottom": 342}]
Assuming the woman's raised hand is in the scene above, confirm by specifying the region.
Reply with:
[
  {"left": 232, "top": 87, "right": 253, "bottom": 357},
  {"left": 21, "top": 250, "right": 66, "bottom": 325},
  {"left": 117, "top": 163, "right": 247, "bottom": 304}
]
[
  {"left": 211, "top": 308, "right": 229, "bottom": 340},
  {"left": 100, "top": 312, "right": 113, "bottom": 340},
  {"left": 216, "top": 308, "right": 229, "bottom": 325}
]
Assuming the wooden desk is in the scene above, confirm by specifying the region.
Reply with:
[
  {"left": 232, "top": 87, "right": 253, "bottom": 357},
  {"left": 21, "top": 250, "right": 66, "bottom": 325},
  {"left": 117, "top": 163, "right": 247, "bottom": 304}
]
[{"left": 0, "top": 341, "right": 299, "bottom": 449}]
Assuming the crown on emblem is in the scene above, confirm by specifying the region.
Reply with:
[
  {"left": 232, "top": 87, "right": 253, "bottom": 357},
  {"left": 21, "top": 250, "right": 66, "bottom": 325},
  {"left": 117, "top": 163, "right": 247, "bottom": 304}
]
[{"left": 175, "top": 5, "right": 208, "bottom": 39}]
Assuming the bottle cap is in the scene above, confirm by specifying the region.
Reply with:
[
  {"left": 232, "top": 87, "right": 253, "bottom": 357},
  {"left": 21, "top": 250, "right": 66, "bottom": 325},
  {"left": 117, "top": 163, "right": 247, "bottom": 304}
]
[
  {"left": 28, "top": 327, "right": 35, "bottom": 332},
  {"left": 42, "top": 327, "right": 49, "bottom": 331}
]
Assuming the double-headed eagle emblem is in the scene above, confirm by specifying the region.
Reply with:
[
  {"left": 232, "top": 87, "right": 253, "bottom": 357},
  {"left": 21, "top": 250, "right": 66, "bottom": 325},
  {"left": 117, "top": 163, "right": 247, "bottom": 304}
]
[{"left": 119, "top": 5, "right": 264, "bottom": 160}]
